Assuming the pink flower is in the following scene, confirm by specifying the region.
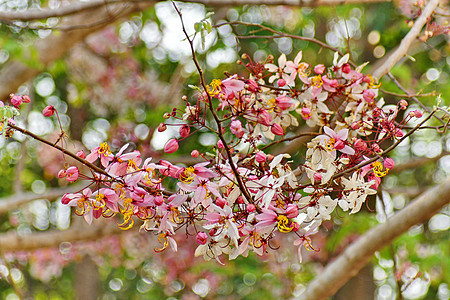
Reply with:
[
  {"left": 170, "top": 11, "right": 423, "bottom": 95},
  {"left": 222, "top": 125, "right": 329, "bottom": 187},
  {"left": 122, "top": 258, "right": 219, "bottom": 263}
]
[
  {"left": 275, "top": 95, "right": 294, "bottom": 110},
  {"left": 42, "top": 105, "right": 56, "bottom": 117},
  {"left": 363, "top": 90, "right": 375, "bottom": 103},
  {"left": 230, "top": 120, "right": 244, "bottom": 138},
  {"left": 164, "top": 139, "right": 179, "bottom": 154},
  {"left": 318, "top": 126, "right": 355, "bottom": 156},
  {"left": 66, "top": 166, "right": 79, "bottom": 182},
  {"left": 257, "top": 109, "right": 272, "bottom": 126},
  {"left": 384, "top": 158, "right": 395, "bottom": 169},
  {"left": 76, "top": 150, "right": 85, "bottom": 159},
  {"left": 285, "top": 204, "right": 299, "bottom": 218},
  {"left": 255, "top": 152, "right": 267, "bottom": 163},
  {"left": 191, "top": 150, "right": 200, "bottom": 158},
  {"left": 301, "top": 107, "right": 311, "bottom": 120},
  {"left": 271, "top": 123, "right": 284, "bottom": 136},
  {"left": 10, "top": 94, "right": 23, "bottom": 108},
  {"left": 196, "top": 232, "right": 208, "bottom": 245},
  {"left": 285, "top": 51, "right": 309, "bottom": 84},
  {"left": 314, "top": 64, "right": 325, "bottom": 74},
  {"left": 221, "top": 75, "right": 245, "bottom": 96},
  {"left": 179, "top": 125, "right": 190, "bottom": 138},
  {"left": 354, "top": 139, "right": 367, "bottom": 151}
]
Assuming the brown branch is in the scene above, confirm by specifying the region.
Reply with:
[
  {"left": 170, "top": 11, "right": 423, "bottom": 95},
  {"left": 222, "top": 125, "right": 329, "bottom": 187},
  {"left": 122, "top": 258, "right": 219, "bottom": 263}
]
[
  {"left": 0, "top": 185, "right": 85, "bottom": 215},
  {"left": 0, "top": 0, "right": 392, "bottom": 21},
  {"left": 0, "top": 1, "right": 150, "bottom": 100},
  {"left": 302, "top": 175, "right": 450, "bottom": 299},
  {"left": 0, "top": 219, "right": 124, "bottom": 252},
  {"left": 389, "top": 151, "right": 449, "bottom": 174},
  {"left": 372, "top": 0, "right": 440, "bottom": 80}
]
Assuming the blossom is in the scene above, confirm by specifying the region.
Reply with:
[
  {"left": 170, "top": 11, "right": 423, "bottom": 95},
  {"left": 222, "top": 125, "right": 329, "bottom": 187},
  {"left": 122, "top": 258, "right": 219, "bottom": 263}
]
[
  {"left": 86, "top": 142, "right": 114, "bottom": 168},
  {"left": 285, "top": 51, "right": 309, "bottom": 84},
  {"left": 264, "top": 53, "right": 290, "bottom": 83},
  {"left": 317, "top": 126, "right": 355, "bottom": 156},
  {"left": 42, "top": 105, "right": 56, "bottom": 117},
  {"left": 66, "top": 166, "right": 79, "bottom": 182},
  {"left": 164, "top": 138, "right": 179, "bottom": 154}
]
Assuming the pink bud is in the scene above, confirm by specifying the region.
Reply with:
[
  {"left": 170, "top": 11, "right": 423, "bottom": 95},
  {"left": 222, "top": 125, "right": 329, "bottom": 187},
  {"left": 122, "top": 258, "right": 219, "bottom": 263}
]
[
  {"left": 395, "top": 128, "right": 404, "bottom": 138},
  {"left": 58, "top": 169, "right": 67, "bottom": 178},
  {"left": 301, "top": 107, "right": 311, "bottom": 120},
  {"left": 217, "top": 140, "right": 224, "bottom": 149},
  {"left": 154, "top": 195, "right": 164, "bottom": 206},
  {"left": 277, "top": 78, "right": 286, "bottom": 87},
  {"left": 363, "top": 75, "right": 372, "bottom": 84},
  {"left": 313, "top": 172, "right": 322, "bottom": 183},
  {"left": 363, "top": 89, "right": 375, "bottom": 103},
  {"left": 413, "top": 110, "right": 423, "bottom": 118},
  {"left": 246, "top": 79, "right": 259, "bottom": 92},
  {"left": 196, "top": 232, "right": 208, "bottom": 245},
  {"left": 179, "top": 125, "right": 190, "bottom": 138},
  {"left": 351, "top": 121, "right": 361, "bottom": 130},
  {"left": 384, "top": 158, "right": 395, "bottom": 169},
  {"left": 61, "top": 194, "right": 71, "bottom": 205},
  {"left": 76, "top": 150, "right": 85, "bottom": 159},
  {"left": 275, "top": 95, "right": 294, "bottom": 110},
  {"left": 66, "top": 166, "right": 79, "bottom": 182},
  {"left": 230, "top": 120, "right": 243, "bottom": 136},
  {"left": 314, "top": 64, "right": 325, "bottom": 74},
  {"left": 292, "top": 222, "right": 300, "bottom": 231},
  {"left": 22, "top": 95, "right": 31, "bottom": 103},
  {"left": 10, "top": 94, "right": 22, "bottom": 108},
  {"left": 247, "top": 204, "right": 256, "bottom": 212},
  {"left": 372, "top": 143, "right": 382, "bottom": 154},
  {"left": 285, "top": 204, "right": 299, "bottom": 218},
  {"left": 342, "top": 63, "right": 351, "bottom": 74},
  {"left": 255, "top": 151, "right": 267, "bottom": 163},
  {"left": 43, "top": 105, "right": 56, "bottom": 117},
  {"left": 191, "top": 150, "right": 200, "bottom": 158},
  {"left": 257, "top": 110, "right": 272, "bottom": 126},
  {"left": 164, "top": 139, "right": 179, "bottom": 154},
  {"left": 158, "top": 123, "right": 167, "bottom": 132},
  {"left": 237, "top": 196, "right": 245, "bottom": 204},
  {"left": 271, "top": 123, "right": 284, "bottom": 136},
  {"left": 215, "top": 198, "right": 227, "bottom": 209},
  {"left": 354, "top": 139, "right": 367, "bottom": 151},
  {"left": 334, "top": 139, "right": 345, "bottom": 150},
  {"left": 399, "top": 99, "right": 408, "bottom": 110}
]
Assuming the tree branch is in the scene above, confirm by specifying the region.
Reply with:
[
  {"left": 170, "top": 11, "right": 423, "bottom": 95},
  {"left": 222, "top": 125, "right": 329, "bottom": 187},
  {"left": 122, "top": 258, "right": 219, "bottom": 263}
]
[
  {"left": 0, "top": 0, "right": 391, "bottom": 21},
  {"left": 0, "top": 1, "right": 150, "bottom": 100},
  {"left": 301, "top": 175, "right": 450, "bottom": 299},
  {"left": 372, "top": 0, "right": 440, "bottom": 80},
  {"left": 0, "top": 219, "right": 124, "bottom": 252},
  {"left": 0, "top": 185, "right": 85, "bottom": 215}
]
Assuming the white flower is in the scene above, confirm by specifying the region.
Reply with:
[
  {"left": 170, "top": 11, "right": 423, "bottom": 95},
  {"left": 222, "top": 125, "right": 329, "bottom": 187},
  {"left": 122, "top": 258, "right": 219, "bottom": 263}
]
[{"left": 338, "top": 173, "right": 376, "bottom": 214}]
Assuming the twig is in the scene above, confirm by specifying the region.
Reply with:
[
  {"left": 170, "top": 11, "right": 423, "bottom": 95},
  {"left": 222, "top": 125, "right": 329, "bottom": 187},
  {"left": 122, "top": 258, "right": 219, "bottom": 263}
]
[
  {"left": 301, "top": 175, "right": 450, "bottom": 299},
  {"left": 372, "top": 0, "right": 440, "bottom": 80}
]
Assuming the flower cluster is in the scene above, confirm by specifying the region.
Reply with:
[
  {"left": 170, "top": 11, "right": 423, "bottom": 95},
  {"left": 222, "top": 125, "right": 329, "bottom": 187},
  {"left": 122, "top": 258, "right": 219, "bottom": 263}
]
[{"left": 3, "top": 52, "right": 423, "bottom": 264}]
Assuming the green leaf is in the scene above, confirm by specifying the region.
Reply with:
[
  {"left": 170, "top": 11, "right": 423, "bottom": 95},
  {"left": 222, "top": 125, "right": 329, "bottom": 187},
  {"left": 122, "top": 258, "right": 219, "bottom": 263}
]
[{"left": 194, "top": 22, "right": 202, "bottom": 32}]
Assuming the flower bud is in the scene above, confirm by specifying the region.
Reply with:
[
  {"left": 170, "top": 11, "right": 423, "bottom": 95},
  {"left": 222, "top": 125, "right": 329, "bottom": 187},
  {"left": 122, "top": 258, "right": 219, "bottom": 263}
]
[
  {"left": 10, "top": 94, "right": 22, "bottom": 108},
  {"left": 43, "top": 105, "right": 56, "bottom": 117},
  {"left": 271, "top": 123, "right": 284, "bottom": 136},
  {"left": 215, "top": 197, "right": 227, "bottom": 209},
  {"left": 191, "top": 150, "right": 200, "bottom": 158},
  {"left": 351, "top": 121, "right": 361, "bottom": 130},
  {"left": 314, "top": 64, "right": 325, "bottom": 74},
  {"left": 354, "top": 138, "right": 367, "bottom": 151},
  {"left": 413, "top": 110, "right": 423, "bottom": 118},
  {"left": 154, "top": 195, "right": 164, "bottom": 206},
  {"left": 66, "top": 166, "right": 79, "bottom": 182},
  {"left": 179, "top": 125, "right": 190, "bottom": 138},
  {"left": 342, "top": 63, "right": 351, "bottom": 74},
  {"left": 334, "top": 139, "right": 345, "bottom": 150},
  {"left": 384, "top": 157, "right": 395, "bottom": 169},
  {"left": 301, "top": 107, "right": 311, "bottom": 120},
  {"left": 399, "top": 99, "right": 408, "bottom": 110},
  {"left": 22, "top": 95, "right": 31, "bottom": 103},
  {"left": 313, "top": 172, "right": 322, "bottom": 183},
  {"left": 217, "top": 140, "right": 224, "bottom": 149},
  {"left": 246, "top": 79, "right": 259, "bottom": 92},
  {"left": 257, "top": 110, "right": 272, "bottom": 126},
  {"left": 164, "top": 139, "right": 179, "bottom": 154},
  {"left": 395, "top": 128, "right": 404, "bottom": 138},
  {"left": 196, "top": 232, "right": 208, "bottom": 245},
  {"left": 255, "top": 151, "right": 267, "bottom": 163},
  {"left": 277, "top": 78, "right": 286, "bottom": 87},
  {"left": 275, "top": 95, "right": 293, "bottom": 110},
  {"left": 237, "top": 196, "right": 245, "bottom": 204},
  {"left": 163, "top": 112, "right": 171, "bottom": 119},
  {"left": 158, "top": 123, "right": 167, "bottom": 132},
  {"left": 363, "top": 89, "right": 375, "bottom": 103},
  {"left": 285, "top": 204, "right": 299, "bottom": 218},
  {"left": 58, "top": 169, "right": 67, "bottom": 178},
  {"left": 247, "top": 204, "right": 256, "bottom": 212},
  {"left": 76, "top": 150, "right": 86, "bottom": 159}
]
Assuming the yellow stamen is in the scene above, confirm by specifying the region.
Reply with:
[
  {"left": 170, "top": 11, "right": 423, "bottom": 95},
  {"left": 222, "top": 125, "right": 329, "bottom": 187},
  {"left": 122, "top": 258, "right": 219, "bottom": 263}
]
[
  {"left": 170, "top": 207, "right": 184, "bottom": 224},
  {"left": 98, "top": 142, "right": 111, "bottom": 156},
  {"left": 154, "top": 233, "right": 169, "bottom": 252},
  {"left": 367, "top": 75, "right": 381, "bottom": 89},
  {"left": 311, "top": 75, "right": 323, "bottom": 87},
  {"left": 94, "top": 194, "right": 106, "bottom": 209},
  {"left": 277, "top": 215, "right": 293, "bottom": 233},
  {"left": 325, "top": 138, "right": 336, "bottom": 151},
  {"left": 179, "top": 166, "right": 195, "bottom": 184},
  {"left": 206, "top": 79, "right": 222, "bottom": 96},
  {"left": 373, "top": 161, "right": 388, "bottom": 177}
]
